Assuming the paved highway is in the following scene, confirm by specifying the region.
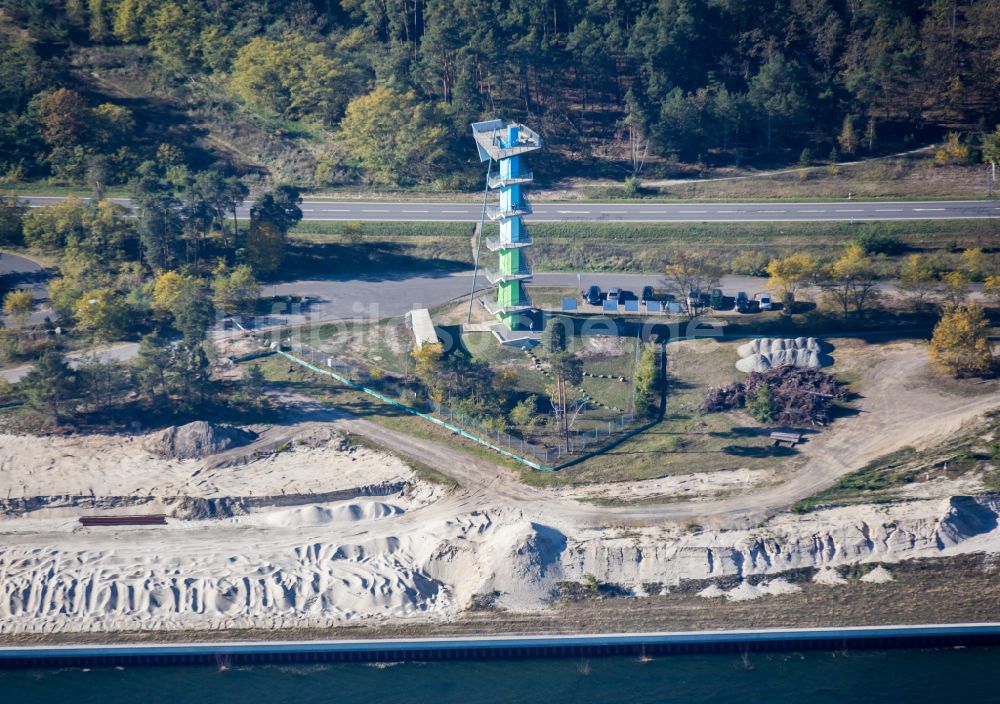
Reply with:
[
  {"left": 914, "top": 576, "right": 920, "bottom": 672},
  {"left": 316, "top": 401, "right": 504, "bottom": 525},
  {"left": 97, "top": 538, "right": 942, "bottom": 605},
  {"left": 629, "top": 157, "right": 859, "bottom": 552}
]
[{"left": 17, "top": 195, "right": 1000, "bottom": 223}]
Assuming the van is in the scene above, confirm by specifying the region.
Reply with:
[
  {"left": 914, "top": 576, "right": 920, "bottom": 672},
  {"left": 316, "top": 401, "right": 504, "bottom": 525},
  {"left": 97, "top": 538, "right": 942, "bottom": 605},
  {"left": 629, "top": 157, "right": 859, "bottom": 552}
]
[{"left": 758, "top": 293, "right": 773, "bottom": 311}]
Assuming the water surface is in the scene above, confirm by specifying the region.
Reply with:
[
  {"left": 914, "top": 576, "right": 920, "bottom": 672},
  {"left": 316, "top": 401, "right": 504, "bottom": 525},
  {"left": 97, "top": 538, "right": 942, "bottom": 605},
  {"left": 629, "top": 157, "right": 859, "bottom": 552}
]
[{"left": 3, "top": 647, "right": 999, "bottom": 704}]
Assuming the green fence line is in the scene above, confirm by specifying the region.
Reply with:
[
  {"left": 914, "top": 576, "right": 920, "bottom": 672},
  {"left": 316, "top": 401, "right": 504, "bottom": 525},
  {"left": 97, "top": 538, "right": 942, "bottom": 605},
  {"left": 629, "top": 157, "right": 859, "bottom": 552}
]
[{"left": 278, "top": 350, "right": 552, "bottom": 471}]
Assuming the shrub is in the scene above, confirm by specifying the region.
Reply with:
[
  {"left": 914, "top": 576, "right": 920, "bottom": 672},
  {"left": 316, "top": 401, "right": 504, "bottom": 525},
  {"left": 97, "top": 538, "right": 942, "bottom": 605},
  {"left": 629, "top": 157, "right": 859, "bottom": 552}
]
[
  {"left": 934, "top": 132, "right": 971, "bottom": 165},
  {"left": 730, "top": 250, "right": 771, "bottom": 276},
  {"left": 853, "top": 225, "right": 903, "bottom": 256},
  {"left": 509, "top": 395, "right": 537, "bottom": 427},
  {"left": 746, "top": 385, "right": 777, "bottom": 424}
]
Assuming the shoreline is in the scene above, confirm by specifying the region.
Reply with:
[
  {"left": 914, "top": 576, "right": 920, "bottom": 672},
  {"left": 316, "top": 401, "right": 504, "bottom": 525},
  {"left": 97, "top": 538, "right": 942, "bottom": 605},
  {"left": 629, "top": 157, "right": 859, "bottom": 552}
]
[{"left": 3, "top": 623, "right": 1000, "bottom": 668}]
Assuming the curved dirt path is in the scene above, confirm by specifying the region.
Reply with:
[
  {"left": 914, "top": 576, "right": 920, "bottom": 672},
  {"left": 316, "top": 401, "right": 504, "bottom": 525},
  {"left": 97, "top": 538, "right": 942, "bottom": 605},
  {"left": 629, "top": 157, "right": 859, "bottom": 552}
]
[{"left": 316, "top": 343, "right": 999, "bottom": 529}]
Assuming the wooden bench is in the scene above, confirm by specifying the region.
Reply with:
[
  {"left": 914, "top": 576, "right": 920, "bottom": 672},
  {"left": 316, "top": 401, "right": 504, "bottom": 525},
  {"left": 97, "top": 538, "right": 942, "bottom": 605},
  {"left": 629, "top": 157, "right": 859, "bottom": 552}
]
[
  {"left": 770, "top": 431, "right": 803, "bottom": 448},
  {"left": 79, "top": 515, "right": 167, "bottom": 527}
]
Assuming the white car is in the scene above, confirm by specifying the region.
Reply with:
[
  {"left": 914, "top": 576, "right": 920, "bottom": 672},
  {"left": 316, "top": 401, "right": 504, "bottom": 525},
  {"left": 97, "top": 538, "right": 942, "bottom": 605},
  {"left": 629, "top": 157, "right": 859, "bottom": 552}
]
[{"left": 758, "top": 293, "right": 773, "bottom": 311}]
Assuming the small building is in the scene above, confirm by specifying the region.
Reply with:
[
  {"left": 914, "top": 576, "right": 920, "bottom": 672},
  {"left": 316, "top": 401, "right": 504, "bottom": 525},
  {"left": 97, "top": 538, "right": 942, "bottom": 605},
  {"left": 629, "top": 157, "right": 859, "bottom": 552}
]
[{"left": 406, "top": 308, "right": 439, "bottom": 350}]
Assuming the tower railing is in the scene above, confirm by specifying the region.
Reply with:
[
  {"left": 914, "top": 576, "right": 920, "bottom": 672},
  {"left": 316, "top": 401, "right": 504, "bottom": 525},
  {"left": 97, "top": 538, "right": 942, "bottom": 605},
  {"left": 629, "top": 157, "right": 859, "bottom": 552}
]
[
  {"left": 481, "top": 292, "right": 533, "bottom": 315},
  {"left": 488, "top": 172, "right": 533, "bottom": 189},
  {"left": 486, "top": 202, "right": 532, "bottom": 222},
  {"left": 484, "top": 261, "right": 533, "bottom": 284},
  {"left": 485, "top": 231, "right": 532, "bottom": 251}
]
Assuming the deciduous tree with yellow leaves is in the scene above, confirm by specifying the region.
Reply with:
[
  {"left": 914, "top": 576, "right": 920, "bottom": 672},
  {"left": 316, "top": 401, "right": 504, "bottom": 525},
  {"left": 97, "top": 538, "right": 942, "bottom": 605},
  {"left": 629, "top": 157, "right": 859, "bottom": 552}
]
[
  {"left": 929, "top": 303, "right": 993, "bottom": 377},
  {"left": 766, "top": 252, "right": 817, "bottom": 305},
  {"left": 818, "top": 244, "right": 883, "bottom": 318}
]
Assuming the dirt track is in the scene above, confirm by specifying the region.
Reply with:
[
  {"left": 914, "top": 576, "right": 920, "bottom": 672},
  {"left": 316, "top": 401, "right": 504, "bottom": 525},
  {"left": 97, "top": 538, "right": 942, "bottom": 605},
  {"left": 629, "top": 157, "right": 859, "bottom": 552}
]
[{"left": 308, "top": 341, "right": 998, "bottom": 529}]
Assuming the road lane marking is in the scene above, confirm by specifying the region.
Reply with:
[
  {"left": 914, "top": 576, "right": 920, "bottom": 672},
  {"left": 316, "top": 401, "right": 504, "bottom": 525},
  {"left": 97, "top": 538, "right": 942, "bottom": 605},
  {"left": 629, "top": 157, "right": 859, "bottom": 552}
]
[
  {"left": 557, "top": 210, "right": 589, "bottom": 214},
  {"left": 639, "top": 210, "right": 666, "bottom": 214},
  {"left": 362, "top": 209, "right": 390, "bottom": 213},
  {"left": 836, "top": 209, "right": 864, "bottom": 212},
  {"left": 678, "top": 210, "right": 707, "bottom": 213},
  {"left": 912, "top": 208, "right": 946, "bottom": 211},
  {"left": 402, "top": 209, "right": 429, "bottom": 213},
  {"left": 800, "top": 209, "right": 825, "bottom": 212},
  {"left": 758, "top": 209, "right": 786, "bottom": 213},
  {"left": 875, "top": 208, "right": 904, "bottom": 212}
]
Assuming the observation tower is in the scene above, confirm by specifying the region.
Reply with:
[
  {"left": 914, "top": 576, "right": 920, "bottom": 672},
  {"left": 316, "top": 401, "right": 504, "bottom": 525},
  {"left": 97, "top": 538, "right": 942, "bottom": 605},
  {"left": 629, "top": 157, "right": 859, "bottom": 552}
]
[{"left": 470, "top": 119, "right": 542, "bottom": 331}]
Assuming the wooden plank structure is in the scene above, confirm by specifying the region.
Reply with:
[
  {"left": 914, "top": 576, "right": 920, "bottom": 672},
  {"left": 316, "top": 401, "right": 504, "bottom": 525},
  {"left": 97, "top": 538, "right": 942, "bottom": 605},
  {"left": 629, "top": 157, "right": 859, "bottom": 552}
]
[
  {"left": 79, "top": 515, "right": 167, "bottom": 527},
  {"left": 770, "top": 431, "right": 803, "bottom": 448}
]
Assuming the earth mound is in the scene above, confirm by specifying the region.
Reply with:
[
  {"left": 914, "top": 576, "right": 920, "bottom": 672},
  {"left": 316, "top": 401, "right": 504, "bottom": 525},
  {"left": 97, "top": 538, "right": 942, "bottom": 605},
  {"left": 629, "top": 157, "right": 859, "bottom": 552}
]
[{"left": 146, "top": 421, "right": 257, "bottom": 460}]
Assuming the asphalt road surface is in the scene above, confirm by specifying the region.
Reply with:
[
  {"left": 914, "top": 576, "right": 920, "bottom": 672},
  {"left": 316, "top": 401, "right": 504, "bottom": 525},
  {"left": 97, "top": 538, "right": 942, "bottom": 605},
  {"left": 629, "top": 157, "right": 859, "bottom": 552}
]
[
  {"left": 17, "top": 195, "right": 1000, "bottom": 223},
  {"left": 267, "top": 271, "right": 782, "bottom": 328},
  {"left": 0, "top": 251, "right": 51, "bottom": 327}
]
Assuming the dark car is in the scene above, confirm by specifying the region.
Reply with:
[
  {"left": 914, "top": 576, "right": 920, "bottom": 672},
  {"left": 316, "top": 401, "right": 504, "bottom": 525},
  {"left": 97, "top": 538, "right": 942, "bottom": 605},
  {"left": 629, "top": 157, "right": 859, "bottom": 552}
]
[
  {"left": 709, "top": 288, "right": 724, "bottom": 309},
  {"left": 641, "top": 285, "right": 655, "bottom": 302},
  {"left": 585, "top": 285, "right": 602, "bottom": 305},
  {"left": 735, "top": 291, "right": 750, "bottom": 312}
]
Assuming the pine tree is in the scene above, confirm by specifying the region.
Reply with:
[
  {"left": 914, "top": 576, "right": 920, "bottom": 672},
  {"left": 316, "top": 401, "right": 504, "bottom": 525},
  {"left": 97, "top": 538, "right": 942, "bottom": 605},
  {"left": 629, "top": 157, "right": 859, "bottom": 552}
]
[{"left": 21, "top": 347, "right": 77, "bottom": 423}]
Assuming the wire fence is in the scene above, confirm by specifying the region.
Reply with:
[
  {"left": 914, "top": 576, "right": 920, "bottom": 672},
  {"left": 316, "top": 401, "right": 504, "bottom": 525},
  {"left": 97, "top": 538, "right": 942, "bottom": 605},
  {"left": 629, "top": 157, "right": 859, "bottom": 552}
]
[{"left": 285, "top": 341, "right": 644, "bottom": 468}]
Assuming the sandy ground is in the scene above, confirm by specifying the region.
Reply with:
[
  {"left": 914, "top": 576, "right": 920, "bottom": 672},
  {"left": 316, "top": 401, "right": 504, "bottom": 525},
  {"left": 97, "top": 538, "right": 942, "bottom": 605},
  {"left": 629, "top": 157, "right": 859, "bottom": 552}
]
[
  {"left": 0, "top": 423, "right": 413, "bottom": 500},
  {"left": 0, "top": 341, "right": 998, "bottom": 636},
  {"left": 551, "top": 467, "right": 781, "bottom": 504}
]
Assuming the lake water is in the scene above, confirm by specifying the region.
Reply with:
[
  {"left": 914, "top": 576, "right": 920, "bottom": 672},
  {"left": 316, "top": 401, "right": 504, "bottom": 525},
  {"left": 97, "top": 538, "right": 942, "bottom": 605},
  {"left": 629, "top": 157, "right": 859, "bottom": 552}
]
[{"left": 3, "top": 647, "right": 1000, "bottom": 704}]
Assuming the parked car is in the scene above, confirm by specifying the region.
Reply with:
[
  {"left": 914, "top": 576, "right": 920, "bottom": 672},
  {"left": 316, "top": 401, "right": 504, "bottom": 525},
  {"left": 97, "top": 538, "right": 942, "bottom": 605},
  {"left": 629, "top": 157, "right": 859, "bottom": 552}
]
[
  {"left": 758, "top": 293, "right": 773, "bottom": 311},
  {"left": 686, "top": 289, "right": 701, "bottom": 310},
  {"left": 585, "top": 285, "right": 602, "bottom": 305},
  {"left": 735, "top": 291, "right": 750, "bottom": 312},
  {"left": 641, "top": 285, "right": 655, "bottom": 302},
  {"left": 607, "top": 287, "right": 622, "bottom": 303},
  {"left": 709, "top": 288, "right": 724, "bottom": 309}
]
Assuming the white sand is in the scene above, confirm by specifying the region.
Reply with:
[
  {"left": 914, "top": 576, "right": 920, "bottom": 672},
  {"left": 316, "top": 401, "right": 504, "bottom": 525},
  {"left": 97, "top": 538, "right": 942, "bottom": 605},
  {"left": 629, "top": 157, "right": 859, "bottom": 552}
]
[
  {"left": 0, "top": 424, "right": 411, "bottom": 501},
  {"left": 697, "top": 585, "right": 726, "bottom": 599},
  {"left": 2, "top": 492, "right": 999, "bottom": 633},
  {"left": 861, "top": 566, "right": 894, "bottom": 583},
  {"left": 556, "top": 467, "right": 778, "bottom": 504},
  {"left": 0, "top": 361, "right": 999, "bottom": 635},
  {"left": 813, "top": 567, "right": 848, "bottom": 585},
  {"left": 699, "top": 578, "right": 802, "bottom": 602}
]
